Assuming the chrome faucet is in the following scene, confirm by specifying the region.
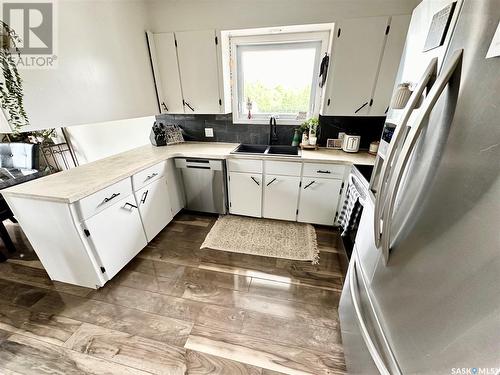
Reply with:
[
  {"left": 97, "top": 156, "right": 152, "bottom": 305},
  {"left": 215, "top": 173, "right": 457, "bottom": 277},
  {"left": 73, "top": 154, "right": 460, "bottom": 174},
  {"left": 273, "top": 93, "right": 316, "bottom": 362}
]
[{"left": 269, "top": 116, "right": 279, "bottom": 145}]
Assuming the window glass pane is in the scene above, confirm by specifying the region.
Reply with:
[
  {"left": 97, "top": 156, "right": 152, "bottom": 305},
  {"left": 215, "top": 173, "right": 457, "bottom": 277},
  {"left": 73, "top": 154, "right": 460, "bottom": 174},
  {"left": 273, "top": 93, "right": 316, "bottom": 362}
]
[{"left": 238, "top": 42, "right": 320, "bottom": 116}]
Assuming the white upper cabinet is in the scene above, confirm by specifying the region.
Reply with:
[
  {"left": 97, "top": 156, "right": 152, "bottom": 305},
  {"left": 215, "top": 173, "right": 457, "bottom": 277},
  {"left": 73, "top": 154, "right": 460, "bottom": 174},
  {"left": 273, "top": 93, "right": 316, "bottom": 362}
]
[
  {"left": 322, "top": 16, "right": 388, "bottom": 116},
  {"left": 175, "top": 30, "right": 222, "bottom": 114},
  {"left": 321, "top": 16, "right": 409, "bottom": 117},
  {"left": 147, "top": 32, "right": 184, "bottom": 114},
  {"left": 370, "top": 15, "right": 411, "bottom": 116},
  {"left": 147, "top": 29, "right": 229, "bottom": 114}
]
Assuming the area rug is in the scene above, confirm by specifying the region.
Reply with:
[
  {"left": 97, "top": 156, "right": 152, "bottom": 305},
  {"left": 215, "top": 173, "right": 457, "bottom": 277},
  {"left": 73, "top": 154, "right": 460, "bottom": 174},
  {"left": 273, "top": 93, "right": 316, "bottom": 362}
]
[{"left": 200, "top": 215, "right": 319, "bottom": 264}]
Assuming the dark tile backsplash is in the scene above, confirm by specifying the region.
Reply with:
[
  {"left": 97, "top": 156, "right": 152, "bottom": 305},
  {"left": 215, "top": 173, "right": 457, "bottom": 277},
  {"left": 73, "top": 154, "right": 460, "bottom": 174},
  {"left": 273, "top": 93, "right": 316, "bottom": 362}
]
[
  {"left": 157, "top": 113, "right": 385, "bottom": 149},
  {"left": 318, "top": 115, "right": 386, "bottom": 149}
]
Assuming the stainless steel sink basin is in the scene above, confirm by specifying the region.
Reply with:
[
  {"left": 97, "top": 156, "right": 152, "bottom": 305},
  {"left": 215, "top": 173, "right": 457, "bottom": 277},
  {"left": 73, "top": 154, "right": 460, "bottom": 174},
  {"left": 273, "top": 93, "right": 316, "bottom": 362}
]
[{"left": 231, "top": 144, "right": 301, "bottom": 157}]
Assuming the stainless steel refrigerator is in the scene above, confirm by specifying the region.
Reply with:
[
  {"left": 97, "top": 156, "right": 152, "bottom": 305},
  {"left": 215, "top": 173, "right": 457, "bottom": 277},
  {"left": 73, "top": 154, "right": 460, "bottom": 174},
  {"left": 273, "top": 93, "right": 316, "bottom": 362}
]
[{"left": 339, "top": 0, "right": 500, "bottom": 373}]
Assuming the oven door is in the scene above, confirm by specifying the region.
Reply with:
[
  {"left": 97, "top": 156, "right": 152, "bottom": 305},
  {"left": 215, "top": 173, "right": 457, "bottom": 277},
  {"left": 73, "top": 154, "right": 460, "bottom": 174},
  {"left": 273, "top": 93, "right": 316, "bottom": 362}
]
[{"left": 340, "top": 171, "right": 368, "bottom": 259}]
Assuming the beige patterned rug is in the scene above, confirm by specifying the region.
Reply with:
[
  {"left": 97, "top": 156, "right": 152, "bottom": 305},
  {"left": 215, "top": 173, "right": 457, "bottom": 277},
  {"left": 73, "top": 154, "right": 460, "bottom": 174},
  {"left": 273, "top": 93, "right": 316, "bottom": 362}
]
[{"left": 201, "top": 215, "right": 319, "bottom": 264}]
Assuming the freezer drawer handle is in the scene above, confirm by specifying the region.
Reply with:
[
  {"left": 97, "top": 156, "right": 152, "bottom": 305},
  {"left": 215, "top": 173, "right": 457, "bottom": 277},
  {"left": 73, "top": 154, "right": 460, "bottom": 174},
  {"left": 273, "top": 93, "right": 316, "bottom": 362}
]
[
  {"left": 266, "top": 178, "right": 277, "bottom": 186},
  {"left": 304, "top": 180, "right": 315, "bottom": 189},
  {"left": 145, "top": 173, "right": 158, "bottom": 182},
  {"left": 251, "top": 177, "right": 260, "bottom": 186},
  {"left": 101, "top": 192, "right": 120, "bottom": 205},
  {"left": 349, "top": 256, "right": 400, "bottom": 375}
]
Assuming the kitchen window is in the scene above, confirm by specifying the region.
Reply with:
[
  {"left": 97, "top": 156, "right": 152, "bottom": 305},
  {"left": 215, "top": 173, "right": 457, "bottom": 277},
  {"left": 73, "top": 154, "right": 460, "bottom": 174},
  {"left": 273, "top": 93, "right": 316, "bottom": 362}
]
[{"left": 230, "top": 31, "right": 331, "bottom": 125}]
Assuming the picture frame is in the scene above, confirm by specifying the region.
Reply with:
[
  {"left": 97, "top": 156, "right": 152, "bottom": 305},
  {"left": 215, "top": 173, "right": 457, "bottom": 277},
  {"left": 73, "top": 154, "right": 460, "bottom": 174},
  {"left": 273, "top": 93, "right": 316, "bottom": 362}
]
[{"left": 326, "top": 138, "right": 342, "bottom": 149}]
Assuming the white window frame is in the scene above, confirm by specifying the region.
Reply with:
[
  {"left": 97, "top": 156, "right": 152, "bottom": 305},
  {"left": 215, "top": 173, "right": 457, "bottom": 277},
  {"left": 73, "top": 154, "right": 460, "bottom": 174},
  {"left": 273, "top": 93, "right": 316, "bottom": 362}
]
[{"left": 230, "top": 31, "right": 331, "bottom": 125}]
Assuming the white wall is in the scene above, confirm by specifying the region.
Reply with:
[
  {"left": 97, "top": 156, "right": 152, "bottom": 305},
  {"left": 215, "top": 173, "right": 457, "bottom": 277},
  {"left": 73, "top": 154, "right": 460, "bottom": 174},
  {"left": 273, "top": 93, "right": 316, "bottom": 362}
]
[
  {"left": 145, "top": 0, "right": 421, "bottom": 32},
  {"left": 64, "top": 116, "right": 154, "bottom": 164},
  {"left": 19, "top": 0, "right": 158, "bottom": 132}
]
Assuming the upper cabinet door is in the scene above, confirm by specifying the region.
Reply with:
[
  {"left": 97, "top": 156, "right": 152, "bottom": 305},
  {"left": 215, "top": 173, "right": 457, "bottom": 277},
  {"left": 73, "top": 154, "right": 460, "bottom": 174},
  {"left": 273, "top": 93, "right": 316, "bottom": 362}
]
[
  {"left": 322, "top": 16, "right": 389, "bottom": 116},
  {"left": 370, "top": 15, "right": 411, "bottom": 116},
  {"left": 175, "top": 30, "right": 222, "bottom": 114},
  {"left": 147, "top": 32, "right": 185, "bottom": 114}
]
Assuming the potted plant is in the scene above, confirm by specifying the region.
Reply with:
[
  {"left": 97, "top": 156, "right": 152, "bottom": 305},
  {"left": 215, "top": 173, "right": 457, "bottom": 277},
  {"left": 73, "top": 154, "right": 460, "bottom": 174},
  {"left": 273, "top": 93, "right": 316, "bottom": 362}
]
[
  {"left": 296, "top": 118, "right": 319, "bottom": 145},
  {"left": 1, "top": 21, "right": 29, "bottom": 132}
]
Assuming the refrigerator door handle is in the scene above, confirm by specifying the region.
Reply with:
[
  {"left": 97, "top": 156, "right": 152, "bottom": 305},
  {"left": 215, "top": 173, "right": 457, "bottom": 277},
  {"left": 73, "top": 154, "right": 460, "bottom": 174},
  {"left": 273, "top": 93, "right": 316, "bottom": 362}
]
[
  {"left": 380, "top": 49, "right": 463, "bottom": 264},
  {"left": 349, "top": 255, "right": 401, "bottom": 375},
  {"left": 374, "top": 58, "right": 438, "bottom": 247}
]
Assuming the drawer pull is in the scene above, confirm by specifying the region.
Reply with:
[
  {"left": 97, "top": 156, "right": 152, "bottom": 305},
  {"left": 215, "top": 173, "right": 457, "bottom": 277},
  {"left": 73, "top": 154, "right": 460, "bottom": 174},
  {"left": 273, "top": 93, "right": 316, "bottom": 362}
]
[
  {"left": 304, "top": 180, "right": 315, "bottom": 189},
  {"left": 251, "top": 176, "right": 260, "bottom": 186},
  {"left": 145, "top": 173, "right": 158, "bottom": 181},
  {"left": 123, "top": 202, "right": 138, "bottom": 210},
  {"left": 102, "top": 193, "right": 120, "bottom": 205},
  {"left": 317, "top": 170, "right": 331, "bottom": 174},
  {"left": 140, "top": 190, "right": 149, "bottom": 204},
  {"left": 266, "top": 178, "right": 277, "bottom": 187}
]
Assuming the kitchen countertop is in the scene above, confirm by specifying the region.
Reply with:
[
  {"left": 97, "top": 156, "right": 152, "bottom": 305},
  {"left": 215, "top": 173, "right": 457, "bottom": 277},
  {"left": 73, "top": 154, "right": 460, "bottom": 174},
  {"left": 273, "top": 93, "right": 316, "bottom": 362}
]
[{"left": 2, "top": 142, "right": 375, "bottom": 203}]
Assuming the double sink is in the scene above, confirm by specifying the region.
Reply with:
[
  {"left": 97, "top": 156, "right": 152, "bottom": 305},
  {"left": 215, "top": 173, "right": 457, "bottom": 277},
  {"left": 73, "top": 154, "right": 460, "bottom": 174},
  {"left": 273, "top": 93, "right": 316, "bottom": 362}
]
[{"left": 231, "top": 144, "right": 301, "bottom": 157}]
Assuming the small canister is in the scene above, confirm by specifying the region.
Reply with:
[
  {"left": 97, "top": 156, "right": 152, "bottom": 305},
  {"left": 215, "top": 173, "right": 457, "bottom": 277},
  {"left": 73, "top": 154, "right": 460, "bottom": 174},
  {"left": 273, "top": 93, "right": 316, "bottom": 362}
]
[{"left": 369, "top": 141, "right": 379, "bottom": 155}]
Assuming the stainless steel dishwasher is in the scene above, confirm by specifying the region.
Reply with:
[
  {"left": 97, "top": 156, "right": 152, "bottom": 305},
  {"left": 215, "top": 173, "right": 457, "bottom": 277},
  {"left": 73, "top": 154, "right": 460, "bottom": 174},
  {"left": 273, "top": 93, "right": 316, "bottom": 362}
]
[{"left": 174, "top": 158, "right": 227, "bottom": 214}]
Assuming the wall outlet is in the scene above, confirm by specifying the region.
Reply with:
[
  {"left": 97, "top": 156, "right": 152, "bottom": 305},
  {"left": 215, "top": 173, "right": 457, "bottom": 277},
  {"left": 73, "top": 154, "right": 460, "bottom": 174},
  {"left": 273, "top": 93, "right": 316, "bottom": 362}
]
[{"left": 205, "top": 128, "right": 214, "bottom": 137}]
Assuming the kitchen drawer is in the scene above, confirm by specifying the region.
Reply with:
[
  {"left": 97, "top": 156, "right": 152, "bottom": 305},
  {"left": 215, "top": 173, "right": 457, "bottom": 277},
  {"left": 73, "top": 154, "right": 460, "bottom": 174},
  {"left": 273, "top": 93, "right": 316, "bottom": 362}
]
[
  {"left": 227, "top": 158, "right": 262, "bottom": 174},
  {"left": 302, "top": 163, "right": 346, "bottom": 179},
  {"left": 132, "top": 161, "right": 166, "bottom": 191},
  {"left": 264, "top": 160, "right": 302, "bottom": 176},
  {"left": 76, "top": 178, "right": 133, "bottom": 221}
]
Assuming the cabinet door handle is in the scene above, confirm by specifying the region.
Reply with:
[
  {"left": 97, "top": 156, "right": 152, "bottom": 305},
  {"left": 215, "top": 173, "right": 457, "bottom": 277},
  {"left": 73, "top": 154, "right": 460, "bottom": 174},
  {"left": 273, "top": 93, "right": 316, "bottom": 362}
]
[
  {"left": 304, "top": 180, "right": 315, "bottom": 189},
  {"left": 251, "top": 177, "right": 260, "bottom": 186},
  {"left": 140, "top": 190, "right": 149, "bottom": 204},
  {"left": 317, "top": 170, "right": 331, "bottom": 174},
  {"left": 354, "top": 101, "right": 369, "bottom": 114},
  {"left": 161, "top": 102, "right": 168, "bottom": 112},
  {"left": 266, "top": 178, "right": 277, "bottom": 186},
  {"left": 123, "top": 202, "right": 138, "bottom": 210},
  {"left": 145, "top": 173, "right": 158, "bottom": 182},
  {"left": 102, "top": 192, "right": 120, "bottom": 205},
  {"left": 183, "top": 100, "right": 195, "bottom": 112}
]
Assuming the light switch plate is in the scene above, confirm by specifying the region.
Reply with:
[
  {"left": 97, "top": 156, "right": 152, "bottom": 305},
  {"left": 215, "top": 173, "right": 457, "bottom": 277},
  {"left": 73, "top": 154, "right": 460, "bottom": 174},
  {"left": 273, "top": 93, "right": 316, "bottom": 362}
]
[{"left": 205, "top": 128, "right": 214, "bottom": 137}]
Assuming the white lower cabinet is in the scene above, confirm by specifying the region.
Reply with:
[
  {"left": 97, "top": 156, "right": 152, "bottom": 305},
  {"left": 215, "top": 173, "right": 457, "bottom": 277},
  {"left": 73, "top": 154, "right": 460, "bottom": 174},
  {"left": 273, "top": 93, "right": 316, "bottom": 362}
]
[
  {"left": 228, "top": 171, "right": 262, "bottom": 217},
  {"left": 263, "top": 174, "right": 300, "bottom": 221},
  {"left": 135, "top": 176, "right": 173, "bottom": 242},
  {"left": 83, "top": 195, "right": 147, "bottom": 279},
  {"left": 298, "top": 178, "right": 343, "bottom": 226}
]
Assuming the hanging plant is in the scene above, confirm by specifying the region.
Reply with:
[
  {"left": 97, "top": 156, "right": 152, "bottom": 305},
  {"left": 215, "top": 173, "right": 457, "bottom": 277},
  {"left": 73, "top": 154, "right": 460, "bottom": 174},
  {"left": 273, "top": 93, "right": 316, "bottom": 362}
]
[{"left": 0, "top": 21, "right": 29, "bottom": 131}]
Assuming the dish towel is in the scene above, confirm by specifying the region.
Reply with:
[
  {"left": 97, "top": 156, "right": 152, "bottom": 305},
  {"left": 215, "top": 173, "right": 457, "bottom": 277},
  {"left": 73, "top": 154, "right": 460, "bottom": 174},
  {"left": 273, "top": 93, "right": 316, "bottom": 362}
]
[{"left": 337, "top": 182, "right": 362, "bottom": 236}]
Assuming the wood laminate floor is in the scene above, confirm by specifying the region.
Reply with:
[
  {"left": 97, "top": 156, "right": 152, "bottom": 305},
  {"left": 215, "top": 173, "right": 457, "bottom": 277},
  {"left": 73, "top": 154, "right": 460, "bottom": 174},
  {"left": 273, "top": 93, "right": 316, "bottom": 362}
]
[{"left": 0, "top": 212, "right": 348, "bottom": 375}]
